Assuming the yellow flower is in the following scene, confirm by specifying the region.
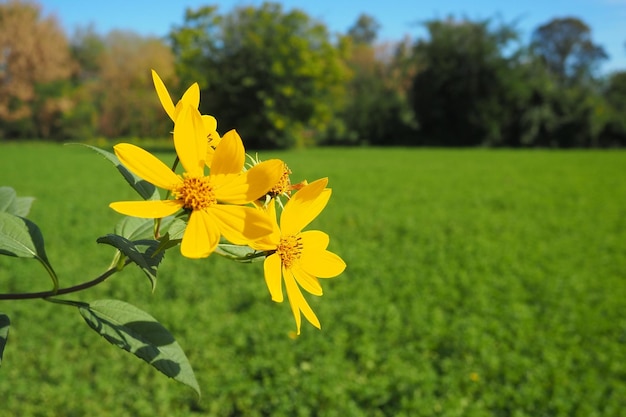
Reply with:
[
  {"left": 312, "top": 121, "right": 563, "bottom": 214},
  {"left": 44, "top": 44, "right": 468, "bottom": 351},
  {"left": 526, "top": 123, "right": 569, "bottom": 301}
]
[
  {"left": 249, "top": 157, "right": 308, "bottom": 208},
  {"left": 151, "top": 69, "right": 221, "bottom": 166},
  {"left": 251, "top": 178, "right": 346, "bottom": 334},
  {"left": 110, "top": 104, "right": 284, "bottom": 259}
]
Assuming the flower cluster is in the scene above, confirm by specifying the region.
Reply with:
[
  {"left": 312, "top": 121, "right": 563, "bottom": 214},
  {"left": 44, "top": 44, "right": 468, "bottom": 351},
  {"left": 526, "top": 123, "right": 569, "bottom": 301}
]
[{"left": 109, "top": 71, "right": 346, "bottom": 334}]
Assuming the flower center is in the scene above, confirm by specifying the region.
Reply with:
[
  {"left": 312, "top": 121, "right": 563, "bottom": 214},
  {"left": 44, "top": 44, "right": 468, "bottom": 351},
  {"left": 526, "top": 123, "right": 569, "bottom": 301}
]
[
  {"left": 269, "top": 163, "right": 292, "bottom": 197},
  {"left": 277, "top": 235, "right": 302, "bottom": 269},
  {"left": 173, "top": 174, "right": 215, "bottom": 211}
]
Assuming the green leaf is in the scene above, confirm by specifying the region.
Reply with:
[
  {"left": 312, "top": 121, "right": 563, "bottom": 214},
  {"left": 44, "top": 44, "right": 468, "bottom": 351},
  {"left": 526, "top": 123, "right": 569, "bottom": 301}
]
[
  {"left": 0, "top": 186, "right": 35, "bottom": 217},
  {"left": 0, "top": 314, "right": 9, "bottom": 367},
  {"left": 0, "top": 212, "right": 51, "bottom": 261},
  {"left": 114, "top": 216, "right": 157, "bottom": 241},
  {"left": 97, "top": 234, "right": 163, "bottom": 291},
  {"left": 215, "top": 243, "right": 266, "bottom": 263},
  {"left": 153, "top": 232, "right": 182, "bottom": 255},
  {"left": 72, "top": 144, "right": 160, "bottom": 201},
  {"left": 0, "top": 212, "right": 58, "bottom": 289},
  {"left": 0, "top": 187, "right": 17, "bottom": 213},
  {"left": 113, "top": 216, "right": 179, "bottom": 241},
  {"left": 78, "top": 300, "right": 200, "bottom": 396},
  {"left": 166, "top": 218, "right": 187, "bottom": 240},
  {"left": 0, "top": 212, "right": 37, "bottom": 258}
]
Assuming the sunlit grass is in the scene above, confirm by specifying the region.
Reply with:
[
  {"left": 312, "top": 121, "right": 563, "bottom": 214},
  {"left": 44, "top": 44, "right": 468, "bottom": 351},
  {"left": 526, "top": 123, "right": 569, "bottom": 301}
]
[{"left": 1, "top": 143, "right": 625, "bottom": 416}]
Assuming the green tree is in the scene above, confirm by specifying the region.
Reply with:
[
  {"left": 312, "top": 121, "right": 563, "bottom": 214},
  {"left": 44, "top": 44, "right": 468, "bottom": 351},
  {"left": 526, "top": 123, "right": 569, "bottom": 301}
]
[
  {"left": 69, "top": 25, "right": 105, "bottom": 82},
  {"left": 169, "top": 2, "right": 351, "bottom": 148},
  {"left": 169, "top": 5, "right": 221, "bottom": 93},
  {"left": 339, "top": 15, "right": 417, "bottom": 145},
  {"left": 409, "top": 17, "right": 521, "bottom": 146},
  {"left": 347, "top": 13, "right": 380, "bottom": 45},
  {"left": 601, "top": 71, "right": 626, "bottom": 146},
  {"left": 531, "top": 17, "right": 607, "bottom": 85},
  {"left": 523, "top": 17, "right": 610, "bottom": 147},
  {"left": 504, "top": 55, "right": 560, "bottom": 147}
]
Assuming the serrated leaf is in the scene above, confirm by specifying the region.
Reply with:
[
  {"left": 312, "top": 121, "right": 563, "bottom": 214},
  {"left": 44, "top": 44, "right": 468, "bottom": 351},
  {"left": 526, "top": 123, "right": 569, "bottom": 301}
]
[
  {"left": 0, "top": 186, "right": 35, "bottom": 217},
  {"left": 97, "top": 234, "right": 163, "bottom": 291},
  {"left": 150, "top": 217, "right": 186, "bottom": 255},
  {"left": 78, "top": 300, "right": 200, "bottom": 396},
  {"left": 153, "top": 232, "right": 182, "bottom": 254},
  {"left": 72, "top": 144, "right": 160, "bottom": 201},
  {"left": 214, "top": 243, "right": 266, "bottom": 263},
  {"left": 0, "top": 314, "right": 9, "bottom": 367}
]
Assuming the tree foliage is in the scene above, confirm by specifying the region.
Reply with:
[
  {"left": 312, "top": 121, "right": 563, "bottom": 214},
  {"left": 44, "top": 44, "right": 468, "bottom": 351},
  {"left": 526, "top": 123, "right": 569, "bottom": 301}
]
[
  {"left": 404, "top": 16, "right": 621, "bottom": 147},
  {"left": 0, "top": 0, "right": 73, "bottom": 138},
  {"left": 170, "top": 2, "right": 351, "bottom": 148},
  {"left": 97, "top": 30, "right": 176, "bottom": 138},
  {"left": 338, "top": 14, "right": 417, "bottom": 145},
  {"left": 409, "top": 18, "right": 520, "bottom": 146},
  {"left": 531, "top": 17, "right": 608, "bottom": 85},
  {"left": 0, "top": 1, "right": 625, "bottom": 147},
  {"left": 601, "top": 71, "right": 626, "bottom": 146},
  {"left": 347, "top": 13, "right": 380, "bottom": 46}
]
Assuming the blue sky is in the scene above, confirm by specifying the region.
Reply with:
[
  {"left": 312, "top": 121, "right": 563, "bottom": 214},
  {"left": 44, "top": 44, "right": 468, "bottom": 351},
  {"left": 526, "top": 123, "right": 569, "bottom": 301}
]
[{"left": 40, "top": 0, "right": 626, "bottom": 74}]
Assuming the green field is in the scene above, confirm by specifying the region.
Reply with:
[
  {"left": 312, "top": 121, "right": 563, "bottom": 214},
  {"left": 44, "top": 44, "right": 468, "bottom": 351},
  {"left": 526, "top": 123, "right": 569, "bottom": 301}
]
[{"left": 0, "top": 143, "right": 625, "bottom": 416}]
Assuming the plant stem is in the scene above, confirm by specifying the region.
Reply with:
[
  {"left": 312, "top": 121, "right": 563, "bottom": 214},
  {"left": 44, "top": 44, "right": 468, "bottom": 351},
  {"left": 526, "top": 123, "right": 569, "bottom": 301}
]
[{"left": 0, "top": 259, "right": 131, "bottom": 301}]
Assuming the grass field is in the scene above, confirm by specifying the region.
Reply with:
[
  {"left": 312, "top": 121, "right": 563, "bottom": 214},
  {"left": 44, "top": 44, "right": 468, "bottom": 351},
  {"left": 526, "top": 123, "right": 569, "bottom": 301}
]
[{"left": 0, "top": 142, "right": 625, "bottom": 417}]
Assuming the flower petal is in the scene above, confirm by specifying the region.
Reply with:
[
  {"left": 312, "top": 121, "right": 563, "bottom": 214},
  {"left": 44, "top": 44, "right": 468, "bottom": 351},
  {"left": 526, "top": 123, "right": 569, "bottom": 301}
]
[
  {"left": 210, "top": 205, "right": 273, "bottom": 245},
  {"left": 214, "top": 159, "right": 284, "bottom": 204},
  {"left": 284, "top": 267, "right": 320, "bottom": 334},
  {"left": 264, "top": 253, "right": 283, "bottom": 302},
  {"left": 114, "top": 143, "right": 181, "bottom": 190},
  {"left": 291, "top": 264, "right": 323, "bottom": 296},
  {"left": 201, "top": 115, "right": 217, "bottom": 133},
  {"left": 173, "top": 105, "right": 207, "bottom": 176},
  {"left": 281, "top": 178, "right": 331, "bottom": 235},
  {"left": 204, "top": 121, "right": 222, "bottom": 168},
  {"left": 299, "top": 248, "right": 346, "bottom": 278},
  {"left": 109, "top": 200, "right": 182, "bottom": 218},
  {"left": 210, "top": 129, "right": 245, "bottom": 176},
  {"left": 180, "top": 82, "right": 200, "bottom": 109},
  {"left": 180, "top": 209, "right": 220, "bottom": 258},
  {"left": 151, "top": 69, "right": 175, "bottom": 121},
  {"left": 299, "top": 230, "right": 330, "bottom": 251},
  {"left": 249, "top": 201, "right": 281, "bottom": 250}
]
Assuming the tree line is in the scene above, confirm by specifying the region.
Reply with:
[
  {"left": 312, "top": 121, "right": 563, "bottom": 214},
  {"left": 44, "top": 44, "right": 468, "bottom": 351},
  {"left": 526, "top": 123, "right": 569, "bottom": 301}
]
[{"left": 1, "top": 0, "right": 625, "bottom": 148}]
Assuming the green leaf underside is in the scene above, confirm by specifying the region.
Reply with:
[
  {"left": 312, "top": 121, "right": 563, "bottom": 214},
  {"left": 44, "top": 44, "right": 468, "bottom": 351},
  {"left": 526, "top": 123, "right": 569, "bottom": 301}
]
[
  {"left": 215, "top": 244, "right": 266, "bottom": 263},
  {"left": 0, "top": 186, "right": 35, "bottom": 217},
  {"left": 114, "top": 216, "right": 156, "bottom": 241},
  {"left": 97, "top": 234, "right": 164, "bottom": 291},
  {"left": 113, "top": 216, "right": 179, "bottom": 241},
  {"left": 73, "top": 144, "right": 160, "bottom": 201},
  {"left": 0, "top": 314, "right": 9, "bottom": 367},
  {"left": 78, "top": 300, "right": 200, "bottom": 396},
  {"left": 165, "top": 218, "right": 186, "bottom": 240}
]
